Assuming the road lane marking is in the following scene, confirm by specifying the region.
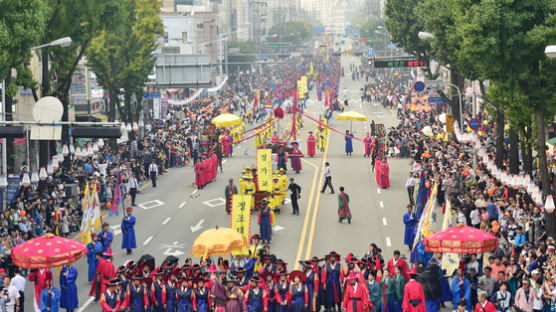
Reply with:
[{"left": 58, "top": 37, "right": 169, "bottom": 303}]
[
  {"left": 138, "top": 199, "right": 165, "bottom": 210},
  {"left": 203, "top": 198, "right": 225, "bottom": 207},
  {"left": 179, "top": 201, "right": 186, "bottom": 208},
  {"left": 76, "top": 296, "right": 95, "bottom": 312},
  {"left": 377, "top": 188, "right": 381, "bottom": 194},
  {"left": 190, "top": 219, "right": 205, "bottom": 232},
  {"left": 143, "top": 236, "right": 153, "bottom": 246},
  {"left": 223, "top": 159, "right": 227, "bottom": 164},
  {"left": 162, "top": 217, "right": 171, "bottom": 225},
  {"left": 379, "top": 201, "right": 384, "bottom": 208},
  {"left": 386, "top": 237, "right": 392, "bottom": 247},
  {"left": 192, "top": 189, "right": 198, "bottom": 195},
  {"left": 293, "top": 149, "right": 320, "bottom": 270},
  {"left": 382, "top": 217, "right": 388, "bottom": 226},
  {"left": 304, "top": 130, "right": 331, "bottom": 259}
]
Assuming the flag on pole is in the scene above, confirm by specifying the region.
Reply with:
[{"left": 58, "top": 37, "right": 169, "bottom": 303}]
[
  {"left": 410, "top": 183, "right": 437, "bottom": 264},
  {"left": 111, "top": 180, "right": 122, "bottom": 216},
  {"left": 441, "top": 200, "right": 460, "bottom": 276}
]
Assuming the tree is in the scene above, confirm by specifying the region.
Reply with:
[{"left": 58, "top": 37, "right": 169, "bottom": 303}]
[
  {"left": 358, "top": 17, "right": 385, "bottom": 49},
  {"left": 0, "top": 0, "right": 47, "bottom": 171},
  {"left": 267, "top": 21, "right": 312, "bottom": 43},
  {"left": 227, "top": 40, "right": 256, "bottom": 72},
  {"left": 86, "top": 0, "right": 163, "bottom": 122}
]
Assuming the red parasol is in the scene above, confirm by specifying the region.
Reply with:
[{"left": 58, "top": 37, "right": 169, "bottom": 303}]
[
  {"left": 424, "top": 224, "right": 498, "bottom": 254},
  {"left": 11, "top": 233, "right": 87, "bottom": 269}
]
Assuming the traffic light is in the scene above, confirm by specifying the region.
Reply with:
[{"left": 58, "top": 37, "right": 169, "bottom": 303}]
[
  {"left": 71, "top": 126, "right": 121, "bottom": 138},
  {"left": 0, "top": 126, "right": 25, "bottom": 138}
]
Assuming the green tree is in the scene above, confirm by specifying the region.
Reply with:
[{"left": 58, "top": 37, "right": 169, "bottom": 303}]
[
  {"left": 227, "top": 40, "right": 256, "bottom": 72},
  {"left": 86, "top": 0, "right": 163, "bottom": 122},
  {"left": 268, "top": 21, "right": 312, "bottom": 43},
  {"left": 0, "top": 0, "right": 47, "bottom": 171}
]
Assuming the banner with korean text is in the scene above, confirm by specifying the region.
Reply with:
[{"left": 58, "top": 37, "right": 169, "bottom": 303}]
[
  {"left": 257, "top": 149, "right": 273, "bottom": 192},
  {"left": 231, "top": 195, "right": 252, "bottom": 255}
]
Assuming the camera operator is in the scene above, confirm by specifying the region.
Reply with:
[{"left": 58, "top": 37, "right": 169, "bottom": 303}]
[
  {"left": 3, "top": 277, "right": 20, "bottom": 312},
  {"left": 10, "top": 269, "right": 24, "bottom": 312}
]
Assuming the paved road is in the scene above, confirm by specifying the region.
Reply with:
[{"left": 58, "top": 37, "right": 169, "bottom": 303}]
[{"left": 21, "top": 55, "right": 413, "bottom": 312}]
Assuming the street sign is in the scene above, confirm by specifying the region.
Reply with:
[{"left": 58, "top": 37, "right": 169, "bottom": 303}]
[
  {"left": 414, "top": 81, "right": 426, "bottom": 92},
  {"left": 360, "top": 39, "right": 368, "bottom": 43},
  {"left": 426, "top": 80, "right": 445, "bottom": 91},
  {"left": 469, "top": 118, "right": 480, "bottom": 130},
  {"left": 387, "top": 43, "right": 397, "bottom": 49},
  {"left": 269, "top": 43, "right": 287, "bottom": 49},
  {"left": 367, "top": 48, "right": 374, "bottom": 56},
  {"left": 143, "top": 93, "right": 161, "bottom": 99},
  {"left": 374, "top": 59, "right": 424, "bottom": 68},
  {"left": 446, "top": 114, "right": 454, "bottom": 133},
  {"left": 428, "top": 97, "right": 446, "bottom": 103}
]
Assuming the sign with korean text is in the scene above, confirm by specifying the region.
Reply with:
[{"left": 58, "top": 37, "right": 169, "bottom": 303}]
[
  {"left": 231, "top": 195, "right": 252, "bottom": 242},
  {"left": 257, "top": 149, "right": 273, "bottom": 192},
  {"left": 446, "top": 114, "right": 454, "bottom": 133}
]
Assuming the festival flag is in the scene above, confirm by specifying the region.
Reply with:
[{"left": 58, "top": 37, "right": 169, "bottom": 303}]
[
  {"left": 80, "top": 181, "right": 102, "bottom": 244},
  {"left": 324, "top": 89, "right": 329, "bottom": 107},
  {"left": 111, "top": 180, "right": 122, "bottom": 216},
  {"left": 415, "top": 172, "right": 428, "bottom": 219},
  {"left": 231, "top": 195, "right": 252, "bottom": 255},
  {"left": 441, "top": 200, "right": 460, "bottom": 276},
  {"left": 410, "top": 183, "right": 438, "bottom": 264}
]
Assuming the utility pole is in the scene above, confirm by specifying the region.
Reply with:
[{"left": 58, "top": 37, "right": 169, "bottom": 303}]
[{"left": 250, "top": 1, "right": 267, "bottom": 81}]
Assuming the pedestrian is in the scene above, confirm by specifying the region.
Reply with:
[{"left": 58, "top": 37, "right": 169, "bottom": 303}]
[
  {"left": 121, "top": 207, "right": 137, "bottom": 254},
  {"left": 149, "top": 159, "right": 158, "bottom": 187},
  {"left": 86, "top": 233, "right": 103, "bottom": 282},
  {"left": 89, "top": 249, "right": 116, "bottom": 303},
  {"left": 289, "top": 270, "right": 308, "bottom": 312},
  {"left": 342, "top": 272, "right": 367, "bottom": 312},
  {"left": 100, "top": 279, "right": 121, "bottom": 312},
  {"left": 405, "top": 172, "right": 415, "bottom": 205},
  {"left": 320, "top": 162, "right": 334, "bottom": 194},
  {"left": 39, "top": 276, "right": 59, "bottom": 312},
  {"left": 288, "top": 178, "right": 301, "bottom": 215},
  {"left": 127, "top": 275, "right": 148, "bottom": 312},
  {"left": 29, "top": 268, "right": 52, "bottom": 312},
  {"left": 127, "top": 172, "right": 138, "bottom": 206},
  {"left": 98, "top": 222, "right": 113, "bottom": 253},
  {"left": 11, "top": 268, "right": 24, "bottom": 312},
  {"left": 381, "top": 158, "right": 390, "bottom": 189},
  {"left": 402, "top": 268, "right": 426, "bottom": 312},
  {"left": 337, "top": 186, "right": 352, "bottom": 224},
  {"left": 225, "top": 179, "right": 238, "bottom": 215},
  {"left": 258, "top": 199, "right": 272, "bottom": 244},
  {"left": 345, "top": 130, "right": 353, "bottom": 156},
  {"left": 307, "top": 131, "right": 316, "bottom": 157},
  {"left": 290, "top": 142, "right": 304, "bottom": 174},
  {"left": 363, "top": 132, "right": 372, "bottom": 157},
  {"left": 324, "top": 252, "right": 342, "bottom": 312},
  {"left": 451, "top": 268, "right": 472, "bottom": 311},
  {"left": 514, "top": 278, "right": 535, "bottom": 312},
  {"left": 60, "top": 264, "right": 78, "bottom": 312},
  {"left": 403, "top": 205, "right": 417, "bottom": 250},
  {"left": 474, "top": 291, "right": 496, "bottom": 312}
]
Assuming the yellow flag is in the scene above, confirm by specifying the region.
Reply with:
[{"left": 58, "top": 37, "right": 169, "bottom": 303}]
[
  {"left": 257, "top": 149, "right": 273, "bottom": 192},
  {"left": 422, "top": 184, "right": 437, "bottom": 238},
  {"left": 441, "top": 200, "right": 459, "bottom": 276},
  {"left": 231, "top": 195, "right": 252, "bottom": 255}
]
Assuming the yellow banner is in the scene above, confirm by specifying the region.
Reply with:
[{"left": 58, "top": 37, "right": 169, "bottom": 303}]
[
  {"left": 441, "top": 200, "right": 459, "bottom": 276},
  {"left": 257, "top": 149, "right": 273, "bottom": 192},
  {"left": 231, "top": 194, "right": 252, "bottom": 244}
]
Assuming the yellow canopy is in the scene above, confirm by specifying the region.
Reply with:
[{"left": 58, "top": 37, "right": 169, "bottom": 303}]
[
  {"left": 191, "top": 227, "right": 248, "bottom": 258},
  {"left": 212, "top": 113, "right": 243, "bottom": 128},
  {"left": 336, "top": 111, "right": 368, "bottom": 121}
]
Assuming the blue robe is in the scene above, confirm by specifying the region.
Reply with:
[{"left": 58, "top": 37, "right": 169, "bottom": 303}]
[
  {"left": 260, "top": 208, "right": 272, "bottom": 242},
  {"left": 325, "top": 263, "right": 342, "bottom": 304},
  {"left": 196, "top": 287, "right": 210, "bottom": 312},
  {"left": 121, "top": 216, "right": 137, "bottom": 250},
  {"left": 166, "top": 282, "right": 178, "bottom": 312},
  {"left": 86, "top": 241, "right": 103, "bottom": 282},
  {"left": 403, "top": 213, "right": 416, "bottom": 247},
  {"left": 98, "top": 230, "right": 113, "bottom": 252},
  {"left": 40, "top": 287, "right": 62, "bottom": 312},
  {"left": 129, "top": 285, "right": 146, "bottom": 312},
  {"left": 177, "top": 287, "right": 195, "bottom": 312},
  {"left": 291, "top": 284, "right": 306, "bottom": 312},
  {"left": 276, "top": 282, "right": 290, "bottom": 312},
  {"left": 451, "top": 276, "right": 471, "bottom": 311},
  {"left": 247, "top": 288, "right": 264, "bottom": 312},
  {"left": 345, "top": 136, "right": 353, "bottom": 153},
  {"left": 60, "top": 266, "right": 79, "bottom": 310}
]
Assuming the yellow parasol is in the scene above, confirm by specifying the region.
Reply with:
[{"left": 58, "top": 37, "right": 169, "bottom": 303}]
[
  {"left": 191, "top": 226, "right": 248, "bottom": 258},
  {"left": 212, "top": 113, "right": 243, "bottom": 128},
  {"left": 336, "top": 111, "right": 368, "bottom": 132}
]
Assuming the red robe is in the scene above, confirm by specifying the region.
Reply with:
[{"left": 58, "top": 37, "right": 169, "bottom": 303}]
[
  {"left": 375, "top": 160, "right": 382, "bottom": 186},
  {"left": 363, "top": 137, "right": 372, "bottom": 156},
  {"left": 29, "top": 268, "right": 52, "bottom": 306},
  {"left": 386, "top": 258, "right": 409, "bottom": 282},
  {"left": 307, "top": 135, "right": 316, "bottom": 157},
  {"left": 195, "top": 163, "right": 202, "bottom": 187},
  {"left": 89, "top": 259, "right": 116, "bottom": 296},
  {"left": 212, "top": 154, "right": 218, "bottom": 180},
  {"left": 381, "top": 163, "right": 390, "bottom": 189},
  {"left": 474, "top": 301, "right": 497, "bottom": 312},
  {"left": 401, "top": 280, "right": 426, "bottom": 312},
  {"left": 290, "top": 149, "right": 304, "bottom": 172},
  {"left": 342, "top": 282, "right": 370, "bottom": 312},
  {"left": 201, "top": 160, "right": 208, "bottom": 185},
  {"left": 222, "top": 136, "right": 232, "bottom": 156},
  {"left": 270, "top": 135, "right": 280, "bottom": 144}
]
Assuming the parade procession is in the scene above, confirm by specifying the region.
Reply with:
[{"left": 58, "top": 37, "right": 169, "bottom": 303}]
[{"left": 5, "top": 0, "right": 556, "bottom": 311}]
